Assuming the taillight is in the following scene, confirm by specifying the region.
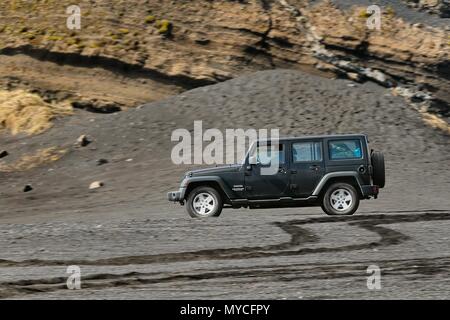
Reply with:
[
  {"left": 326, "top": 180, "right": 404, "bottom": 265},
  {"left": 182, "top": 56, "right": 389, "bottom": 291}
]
[{"left": 372, "top": 185, "right": 379, "bottom": 194}]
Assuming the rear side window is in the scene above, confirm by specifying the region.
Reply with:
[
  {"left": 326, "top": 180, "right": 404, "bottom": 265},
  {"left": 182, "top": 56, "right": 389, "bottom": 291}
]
[
  {"left": 292, "top": 142, "right": 322, "bottom": 162},
  {"left": 329, "top": 140, "right": 362, "bottom": 160}
]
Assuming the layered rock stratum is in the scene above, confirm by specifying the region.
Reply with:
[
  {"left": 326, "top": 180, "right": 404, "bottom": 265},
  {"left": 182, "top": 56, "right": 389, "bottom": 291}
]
[{"left": 0, "top": 0, "right": 448, "bottom": 117}]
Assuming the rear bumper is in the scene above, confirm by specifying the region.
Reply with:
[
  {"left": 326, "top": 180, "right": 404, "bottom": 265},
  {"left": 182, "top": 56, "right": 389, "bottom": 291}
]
[
  {"left": 361, "top": 185, "right": 379, "bottom": 198},
  {"left": 167, "top": 187, "right": 186, "bottom": 202}
]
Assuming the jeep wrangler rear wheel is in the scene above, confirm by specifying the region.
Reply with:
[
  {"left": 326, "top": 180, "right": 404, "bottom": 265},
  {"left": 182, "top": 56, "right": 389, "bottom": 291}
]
[
  {"left": 321, "top": 183, "right": 359, "bottom": 216},
  {"left": 186, "top": 186, "right": 223, "bottom": 218}
]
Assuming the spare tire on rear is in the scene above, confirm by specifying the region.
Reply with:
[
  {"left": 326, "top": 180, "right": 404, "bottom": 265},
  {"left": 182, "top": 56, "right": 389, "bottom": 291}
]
[{"left": 371, "top": 151, "right": 385, "bottom": 188}]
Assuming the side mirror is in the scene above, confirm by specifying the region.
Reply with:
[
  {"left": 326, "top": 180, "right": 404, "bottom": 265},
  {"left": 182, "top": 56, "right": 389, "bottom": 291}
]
[
  {"left": 249, "top": 155, "right": 258, "bottom": 165},
  {"left": 246, "top": 155, "right": 257, "bottom": 170}
]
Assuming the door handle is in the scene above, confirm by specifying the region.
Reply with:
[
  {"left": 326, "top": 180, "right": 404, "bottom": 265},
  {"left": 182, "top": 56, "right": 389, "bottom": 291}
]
[
  {"left": 278, "top": 168, "right": 287, "bottom": 174},
  {"left": 309, "top": 165, "right": 320, "bottom": 171}
]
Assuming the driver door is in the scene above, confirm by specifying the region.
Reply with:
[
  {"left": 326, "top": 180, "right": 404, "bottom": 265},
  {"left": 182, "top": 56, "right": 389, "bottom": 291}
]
[{"left": 244, "top": 142, "right": 290, "bottom": 200}]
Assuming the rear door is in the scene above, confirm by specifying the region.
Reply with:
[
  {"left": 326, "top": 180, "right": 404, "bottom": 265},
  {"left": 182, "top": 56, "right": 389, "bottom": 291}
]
[{"left": 289, "top": 140, "right": 325, "bottom": 197}]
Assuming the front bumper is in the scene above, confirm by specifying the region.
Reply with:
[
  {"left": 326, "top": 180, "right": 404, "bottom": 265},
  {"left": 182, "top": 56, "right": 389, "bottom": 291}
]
[
  {"left": 361, "top": 185, "right": 379, "bottom": 198},
  {"left": 167, "top": 187, "right": 186, "bottom": 202}
]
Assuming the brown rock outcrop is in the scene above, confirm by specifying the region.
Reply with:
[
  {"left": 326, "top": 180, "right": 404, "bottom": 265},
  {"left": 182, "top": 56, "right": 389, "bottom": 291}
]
[{"left": 0, "top": 0, "right": 448, "bottom": 110}]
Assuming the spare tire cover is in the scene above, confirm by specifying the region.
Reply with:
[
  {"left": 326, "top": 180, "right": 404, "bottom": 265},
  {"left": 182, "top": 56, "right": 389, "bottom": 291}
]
[{"left": 371, "top": 151, "right": 385, "bottom": 188}]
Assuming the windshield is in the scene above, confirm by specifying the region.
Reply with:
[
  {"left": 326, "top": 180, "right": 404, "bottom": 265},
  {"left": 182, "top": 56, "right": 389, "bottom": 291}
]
[{"left": 241, "top": 141, "right": 257, "bottom": 165}]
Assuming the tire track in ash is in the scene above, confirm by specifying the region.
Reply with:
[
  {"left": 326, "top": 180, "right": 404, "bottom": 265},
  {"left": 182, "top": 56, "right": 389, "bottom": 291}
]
[
  {"left": 0, "top": 212, "right": 448, "bottom": 268},
  {"left": 2, "top": 255, "right": 450, "bottom": 299},
  {"left": 1, "top": 211, "right": 450, "bottom": 299},
  {"left": 0, "top": 223, "right": 319, "bottom": 267}
]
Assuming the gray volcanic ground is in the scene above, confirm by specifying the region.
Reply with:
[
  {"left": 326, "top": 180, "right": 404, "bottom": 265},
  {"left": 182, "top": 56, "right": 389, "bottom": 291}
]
[
  {"left": 0, "top": 70, "right": 449, "bottom": 299},
  {"left": 330, "top": 0, "right": 450, "bottom": 27}
]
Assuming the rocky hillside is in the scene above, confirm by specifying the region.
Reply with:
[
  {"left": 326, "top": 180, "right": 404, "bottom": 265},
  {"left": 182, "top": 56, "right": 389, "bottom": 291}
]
[
  {"left": 0, "top": 0, "right": 448, "bottom": 118},
  {"left": 1, "top": 69, "right": 449, "bottom": 222}
]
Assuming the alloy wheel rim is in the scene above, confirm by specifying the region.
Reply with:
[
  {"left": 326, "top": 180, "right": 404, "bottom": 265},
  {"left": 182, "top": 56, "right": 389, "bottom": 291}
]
[
  {"left": 193, "top": 193, "right": 216, "bottom": 216},
  {"left": 330, "top": 188, "right": 353, "bottom": 211}
]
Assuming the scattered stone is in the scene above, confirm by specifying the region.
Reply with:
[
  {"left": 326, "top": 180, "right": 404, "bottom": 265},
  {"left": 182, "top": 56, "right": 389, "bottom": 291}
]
[
  {"left": 337, "top": 60, "right": 351, "bottom": 68},
  {"left": 392, "top": 86, "right": 414, "bottom": 98},
  {"left": 0, "top": 150, "right": 8, "bottom": 158},
  {"left": 195, "top": 37, "right": 210, "bottom": 45},
  {"left": 77, "top": 135, "right": 91, "bottom": 147},
  {"left": 89, "top": 181, "right": 104, "bottom": 190},
  {"left": 363, "top": 69, "right": 387, "bottom": 84},
  {"left": 97, "top": 159, "right": 109, "bottom": 166},
  {"left": 411, "top": 91, "right": 432, "bottom": 103},
  {"left": 315, "top": 62, "right": 329, "bottom": 71},
  {"left": 346, "top": 72, "right": 362, "bottom": 82},
  {"left": 392, "top": 86, "right": 433, "bottom": 104},
  {"left": 23, "top": 185, "right": 33, "bottom": 192},
  {"left": 125, "top": 158, "right": 134, "bottom": 162}
]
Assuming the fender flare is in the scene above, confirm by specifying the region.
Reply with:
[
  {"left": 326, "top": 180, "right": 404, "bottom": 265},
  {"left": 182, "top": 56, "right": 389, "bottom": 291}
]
[
  {"left": 182, "top": 176, "right": 234, "bottom": 199},
  {"left": 312, "top": 171, "right": 364, "bottom": 196}
]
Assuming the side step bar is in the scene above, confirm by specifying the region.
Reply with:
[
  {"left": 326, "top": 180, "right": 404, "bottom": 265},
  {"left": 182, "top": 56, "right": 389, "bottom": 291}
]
[{"left": 231, "top": 196, "right": 318, "bottom": 205}]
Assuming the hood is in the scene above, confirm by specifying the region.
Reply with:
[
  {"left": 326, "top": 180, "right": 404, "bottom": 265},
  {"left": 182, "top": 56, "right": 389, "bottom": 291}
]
[{"left": 188, "top": 164, "right": 241, "bottom": 176}]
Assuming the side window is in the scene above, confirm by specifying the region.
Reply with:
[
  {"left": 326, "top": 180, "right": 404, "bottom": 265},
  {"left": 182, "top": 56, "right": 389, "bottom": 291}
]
[
  {"left": 256, "top": 143, "right": 285, "bottom": 165},
  {"left": 329, "top": 140, "right": 362, "bottom": 160},
  {"left": 292, "top": 142, "right": 322, "bottom": 162}
]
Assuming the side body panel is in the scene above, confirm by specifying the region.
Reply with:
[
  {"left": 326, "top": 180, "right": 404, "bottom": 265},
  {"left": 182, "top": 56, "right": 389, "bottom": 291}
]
[{"left": 323, "top": 135, "right": 371, "bottom": 186}]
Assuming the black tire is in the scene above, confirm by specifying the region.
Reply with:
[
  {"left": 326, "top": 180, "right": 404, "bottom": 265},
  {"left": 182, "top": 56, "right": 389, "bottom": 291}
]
[
  {"left": 186, "top": 186, "right": 223, "bottom": 218},
  {"left": 371, "top": 151, "right": 385, "bottom": 188},
  {"left": 321, "top": 182, "right": 360, "bottom": 216}
]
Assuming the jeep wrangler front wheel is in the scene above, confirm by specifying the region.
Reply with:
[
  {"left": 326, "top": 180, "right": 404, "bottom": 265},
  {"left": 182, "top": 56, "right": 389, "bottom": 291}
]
[
  {"left": 186, "top": 186, "right": 223, "bottom": 218},
  {"left": 321, "top": 183, "right": 360, "bottom": 216}
]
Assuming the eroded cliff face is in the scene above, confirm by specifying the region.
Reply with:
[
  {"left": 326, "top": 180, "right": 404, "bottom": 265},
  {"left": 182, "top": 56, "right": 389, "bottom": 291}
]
[
  {"left": 305, "top": 2, "right": 450, "bottom": 106},
  {"left": 0, "top": 0, "right": 448, "bottom": 112}
]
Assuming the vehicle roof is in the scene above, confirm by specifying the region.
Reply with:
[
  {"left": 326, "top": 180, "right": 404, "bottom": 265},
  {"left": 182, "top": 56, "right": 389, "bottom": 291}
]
[{"left": 256, "top": 134, "right": 368, "bottom": 142}]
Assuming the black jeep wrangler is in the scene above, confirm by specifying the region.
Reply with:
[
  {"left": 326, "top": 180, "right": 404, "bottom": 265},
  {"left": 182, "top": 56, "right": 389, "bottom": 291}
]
[{"left": 168, "top": 134, "right": 385, "bottom": 217}]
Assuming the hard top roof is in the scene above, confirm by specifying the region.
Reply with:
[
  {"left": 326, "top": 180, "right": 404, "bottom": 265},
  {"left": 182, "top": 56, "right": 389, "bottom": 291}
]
[{"left": 256, "top": 133, "right": 368, "bottom": 142}]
